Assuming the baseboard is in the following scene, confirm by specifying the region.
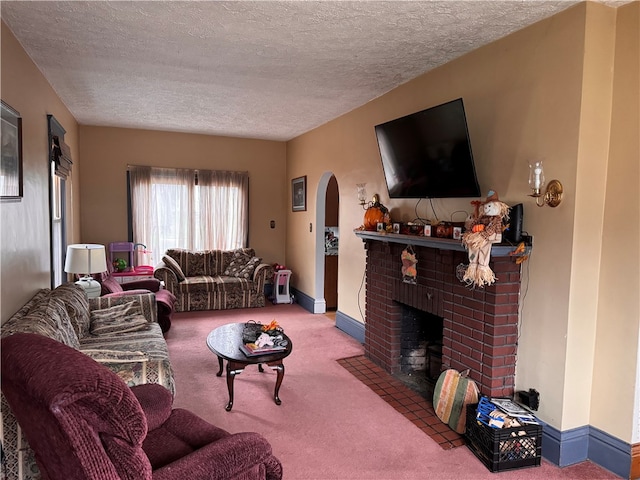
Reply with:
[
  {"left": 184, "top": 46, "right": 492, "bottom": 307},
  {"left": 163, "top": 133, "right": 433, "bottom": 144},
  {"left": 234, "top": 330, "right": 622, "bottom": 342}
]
[
  {"left": 540, "top": 422, "right": 589, "bottom": 466},
  {"left": 588, "top": 426, "right": 631, "bottom": 478},
  {"left": 540, "top": 420, "right": 631, "bottom": 477},
  {"left": 290, "top": 288, "right": 326, "bottom": 314},
  {"left": 335, "top": 311, "right": 365, "bottom": 344}
]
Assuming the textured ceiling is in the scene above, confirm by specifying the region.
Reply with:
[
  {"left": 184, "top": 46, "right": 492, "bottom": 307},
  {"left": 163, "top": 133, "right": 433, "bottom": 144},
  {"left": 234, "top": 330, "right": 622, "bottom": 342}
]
[{"left": 1, "top": 1, "right": 630, "bottom": 141}]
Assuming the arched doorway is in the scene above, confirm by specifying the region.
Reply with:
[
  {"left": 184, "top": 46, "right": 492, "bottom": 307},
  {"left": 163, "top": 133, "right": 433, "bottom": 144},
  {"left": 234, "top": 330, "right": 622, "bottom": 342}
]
[
  {"left": 313, "top": 172, "right": 339, "bottom": 314},
  {"left": 324, "top": 175, "right": 339, "bottom": 312}
]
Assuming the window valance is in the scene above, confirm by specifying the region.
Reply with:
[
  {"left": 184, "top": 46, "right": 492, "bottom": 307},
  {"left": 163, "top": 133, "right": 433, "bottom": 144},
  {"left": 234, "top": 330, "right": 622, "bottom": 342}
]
[{"left": 47, "top": 115, "right": 72, "bottom": 180}]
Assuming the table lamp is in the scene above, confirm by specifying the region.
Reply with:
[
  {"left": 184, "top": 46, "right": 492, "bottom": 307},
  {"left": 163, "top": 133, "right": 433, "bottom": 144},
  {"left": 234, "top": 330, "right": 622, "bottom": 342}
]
[{"left": 64, "top": 244, "right": 107, "bottom": 298}]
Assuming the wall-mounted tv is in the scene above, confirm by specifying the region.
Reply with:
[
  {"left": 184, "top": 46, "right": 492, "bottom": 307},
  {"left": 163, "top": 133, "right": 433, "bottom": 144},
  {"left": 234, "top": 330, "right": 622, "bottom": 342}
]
[{"left": 374, "top": 98, "right": 481, "bottom": 199}]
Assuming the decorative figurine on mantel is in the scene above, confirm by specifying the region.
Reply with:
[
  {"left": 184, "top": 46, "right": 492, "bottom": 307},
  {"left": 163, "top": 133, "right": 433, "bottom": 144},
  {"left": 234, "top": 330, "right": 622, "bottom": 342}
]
[
  {"left": 461, "top": 190, "right": 510, "bottom": 288},
  {"left": 360, "top": 194, "right": 391, "bottom": 231}
]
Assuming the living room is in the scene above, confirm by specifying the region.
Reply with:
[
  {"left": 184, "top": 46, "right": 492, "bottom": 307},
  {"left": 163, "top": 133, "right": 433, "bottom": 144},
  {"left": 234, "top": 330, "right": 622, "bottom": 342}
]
[{"left": 1, "top": 1, "right": 638, "bottom": 478}]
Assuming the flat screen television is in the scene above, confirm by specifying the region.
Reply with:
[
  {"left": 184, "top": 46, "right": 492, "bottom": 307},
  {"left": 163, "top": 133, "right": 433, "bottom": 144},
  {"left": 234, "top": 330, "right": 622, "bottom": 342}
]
[{"left": 374, "top": 98, "right": 481, "bottom": 199}]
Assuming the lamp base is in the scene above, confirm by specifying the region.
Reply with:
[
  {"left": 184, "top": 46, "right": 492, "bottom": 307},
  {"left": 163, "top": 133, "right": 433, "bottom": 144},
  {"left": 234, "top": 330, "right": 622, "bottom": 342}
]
[{"left": 75, "top": 277, "right": 102, "bottom": 299}]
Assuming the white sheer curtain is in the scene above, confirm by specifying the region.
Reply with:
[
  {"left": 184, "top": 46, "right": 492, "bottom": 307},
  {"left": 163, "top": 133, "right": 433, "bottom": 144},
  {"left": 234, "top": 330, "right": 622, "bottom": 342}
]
[
  {"left": 197, "top": 170, "right": 249, "bottom": 250},
  {"left": 129, "top": 166, "right": 248, "bottom": 264}
]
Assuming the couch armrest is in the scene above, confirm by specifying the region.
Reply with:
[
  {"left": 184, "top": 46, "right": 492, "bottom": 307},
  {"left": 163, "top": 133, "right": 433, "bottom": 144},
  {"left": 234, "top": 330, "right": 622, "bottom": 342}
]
[
  {"left": 122, "top": 278, "right": 161, "bottom": 292},
  {"left": 152, "top": 411, "right": 281, "bottom": 480},
  {"left": 253, "top": 263, "right": 274, "bottom": 294},
  {"left": 89, "top": 292, "right": 158, "bottom": 324},
  {"left": 131, "top": 383, "right": 173, "bottom": 431},
  {"left": 154, "top": 263, "right": 179, "bottom": 293}
]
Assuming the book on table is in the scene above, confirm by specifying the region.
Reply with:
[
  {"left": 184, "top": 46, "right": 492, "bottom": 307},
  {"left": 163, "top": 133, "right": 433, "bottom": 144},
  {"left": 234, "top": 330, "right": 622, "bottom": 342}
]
[{"left": 240, "top": 343, "right": 287, "bottom": 357}]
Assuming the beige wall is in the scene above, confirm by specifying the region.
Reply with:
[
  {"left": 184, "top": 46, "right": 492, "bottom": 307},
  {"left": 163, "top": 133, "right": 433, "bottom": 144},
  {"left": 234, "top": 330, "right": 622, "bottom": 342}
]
[
  {"left": 591, "top": 1, "right": 639, "bottom": 442},
  {"left": 0, "top": 22, "right": 80, "bottom": 322},
  {"left": 285, "top": 2, "right": 639, "bottom": 442},
  {"left": 78, "top": 126, "right": 287, "bottom": 266}
]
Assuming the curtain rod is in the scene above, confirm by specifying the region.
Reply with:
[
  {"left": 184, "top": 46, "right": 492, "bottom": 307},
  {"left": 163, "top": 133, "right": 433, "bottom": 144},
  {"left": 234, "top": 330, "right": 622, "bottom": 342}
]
[{"left": 126, "top": 164, "right": 248, "bottom": 175}]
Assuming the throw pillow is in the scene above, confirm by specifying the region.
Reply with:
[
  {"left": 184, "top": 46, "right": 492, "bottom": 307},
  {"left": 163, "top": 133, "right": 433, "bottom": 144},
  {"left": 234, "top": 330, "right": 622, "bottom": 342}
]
[
  {"left": 225, "top": 255, "right": 262, "bottom": 279},
  {"left": 162, "top": 255, "right": 186, "bottom": 282},
  {"left": 90, "top": 301, "right": 149, "bottom": 336}
]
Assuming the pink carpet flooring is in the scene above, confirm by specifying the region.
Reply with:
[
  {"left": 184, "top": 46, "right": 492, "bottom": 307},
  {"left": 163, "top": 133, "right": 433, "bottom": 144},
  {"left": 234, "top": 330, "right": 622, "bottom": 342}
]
[{"left": 165, "top": 303, "right": 619, "bottom": 479}]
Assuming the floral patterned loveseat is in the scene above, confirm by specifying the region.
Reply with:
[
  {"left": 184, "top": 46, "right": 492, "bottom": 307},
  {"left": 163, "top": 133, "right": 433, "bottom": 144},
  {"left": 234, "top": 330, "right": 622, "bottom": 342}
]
[
  {"left": 0, "top": 283, "right": 174, "bottom": 480},
  {"left": 154, "top": 248, "right": 273, "bottom": 312}
]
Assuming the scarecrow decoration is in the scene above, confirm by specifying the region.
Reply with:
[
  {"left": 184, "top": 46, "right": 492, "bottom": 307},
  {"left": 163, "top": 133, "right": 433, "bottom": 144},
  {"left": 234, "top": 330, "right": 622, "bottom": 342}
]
[
  {"left": 401, "top": 246, "right": 417, "bottom": 284},
  {"left": 461, "top": 190, "right": 510, "bottom": 288}
]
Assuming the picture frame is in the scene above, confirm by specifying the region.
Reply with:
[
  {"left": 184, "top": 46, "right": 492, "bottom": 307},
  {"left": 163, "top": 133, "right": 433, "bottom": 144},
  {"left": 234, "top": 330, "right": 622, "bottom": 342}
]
[
  {"left": 292, "top": 175, "right": 306, "bottom": 212},
  {"left": 1, "top": 101, "right": 23, "bottom": 200}
]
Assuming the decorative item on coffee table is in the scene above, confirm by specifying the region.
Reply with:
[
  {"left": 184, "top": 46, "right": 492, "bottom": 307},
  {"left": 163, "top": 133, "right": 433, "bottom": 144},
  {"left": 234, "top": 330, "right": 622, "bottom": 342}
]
[{"left": 241, "top": 320, "right": 288, "bottom": 356}]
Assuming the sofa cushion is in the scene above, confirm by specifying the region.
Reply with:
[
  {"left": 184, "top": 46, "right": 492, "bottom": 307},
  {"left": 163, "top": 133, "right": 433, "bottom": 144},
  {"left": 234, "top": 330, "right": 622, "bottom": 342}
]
[
  {"left": 177, "top": 276, "right": 219, "bottom": 294},
  {"left": 79, "top": 323, "right": 175, "bottom": 393},
  {"left": 90, "top": 301, "right": 150, "bottom": 336}
]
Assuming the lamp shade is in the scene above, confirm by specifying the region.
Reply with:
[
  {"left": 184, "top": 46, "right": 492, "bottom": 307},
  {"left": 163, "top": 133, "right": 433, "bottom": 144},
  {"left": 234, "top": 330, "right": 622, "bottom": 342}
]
[{"left": 64, "top": 244, "right": 107, "bottom": 275}]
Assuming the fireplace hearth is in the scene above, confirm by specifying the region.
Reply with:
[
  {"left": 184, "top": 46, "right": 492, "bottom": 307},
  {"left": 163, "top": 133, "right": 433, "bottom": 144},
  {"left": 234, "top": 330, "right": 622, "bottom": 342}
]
[{"left": 356, "top": 231, "right": 522, "bottom": 398}]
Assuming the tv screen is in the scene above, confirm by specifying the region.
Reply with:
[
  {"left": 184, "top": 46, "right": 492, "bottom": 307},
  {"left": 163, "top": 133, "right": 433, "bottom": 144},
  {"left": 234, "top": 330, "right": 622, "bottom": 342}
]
[{"left": 374, "top": 98, "right": 481, "bottom": 199}]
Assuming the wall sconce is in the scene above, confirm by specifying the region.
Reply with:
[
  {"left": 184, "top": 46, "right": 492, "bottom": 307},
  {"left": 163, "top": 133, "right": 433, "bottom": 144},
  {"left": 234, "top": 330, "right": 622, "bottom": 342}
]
[
  {"left": 356, "top": 183, "right": 368, "bottom": 209},
  {"left": 528, "top": 161, "right": 563, "bottom": 207}
]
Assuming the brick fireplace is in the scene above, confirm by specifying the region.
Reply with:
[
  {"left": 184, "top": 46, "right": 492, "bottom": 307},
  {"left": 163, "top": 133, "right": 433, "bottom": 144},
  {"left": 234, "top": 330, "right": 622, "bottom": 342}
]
[{"left": 356, "top": 231, "right": 522, "bottom": 398}]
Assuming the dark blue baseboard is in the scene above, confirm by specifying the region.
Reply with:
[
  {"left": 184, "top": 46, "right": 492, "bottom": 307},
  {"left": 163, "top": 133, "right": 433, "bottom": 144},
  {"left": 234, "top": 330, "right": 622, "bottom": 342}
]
[
  {"left": 335, "top": 311, "right": 365, "bottom": 344},
  {"left": 536, "top": 412, "right": 629, "bottom": 477},
  {"left": 290, "top": 287, "right": 314, "bottom": 312}
]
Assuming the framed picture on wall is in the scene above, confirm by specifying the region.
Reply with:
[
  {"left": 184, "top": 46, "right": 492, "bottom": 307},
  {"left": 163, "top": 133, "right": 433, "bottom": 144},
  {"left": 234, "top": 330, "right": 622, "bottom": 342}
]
[
  {"left": 292, "top": 175, "right": 306, "bottom": 212},
  {"left": 1, "top": 101, "right": 23, "bottom": 200}
]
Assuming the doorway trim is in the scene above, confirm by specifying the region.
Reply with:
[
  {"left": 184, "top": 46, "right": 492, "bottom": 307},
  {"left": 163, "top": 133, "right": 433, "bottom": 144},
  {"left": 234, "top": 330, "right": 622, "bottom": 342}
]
[{"left": 312, "top": 172, "right": 336, "bottom": 314}]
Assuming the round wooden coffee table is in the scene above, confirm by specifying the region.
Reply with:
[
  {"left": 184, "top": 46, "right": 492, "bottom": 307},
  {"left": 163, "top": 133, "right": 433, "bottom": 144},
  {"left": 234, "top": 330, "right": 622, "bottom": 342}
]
[{"left": 206, "top": 323, "right": 293, "bottom": 411}]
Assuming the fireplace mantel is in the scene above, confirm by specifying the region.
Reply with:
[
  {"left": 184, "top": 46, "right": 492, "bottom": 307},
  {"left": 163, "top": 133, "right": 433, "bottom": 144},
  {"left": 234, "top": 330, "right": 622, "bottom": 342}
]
[{"left": 354, "top": 230, "right": 529, "bottom": 256}]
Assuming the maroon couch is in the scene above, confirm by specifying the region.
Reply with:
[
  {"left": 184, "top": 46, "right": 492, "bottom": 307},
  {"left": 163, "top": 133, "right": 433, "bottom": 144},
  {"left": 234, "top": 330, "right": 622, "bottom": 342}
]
[{"left": 1, "top": 333, "right": 283, "bottom": 480}]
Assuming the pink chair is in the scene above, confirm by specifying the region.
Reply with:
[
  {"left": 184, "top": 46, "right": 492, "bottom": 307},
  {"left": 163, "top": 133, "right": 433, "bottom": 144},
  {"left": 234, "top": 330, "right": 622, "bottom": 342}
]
[
  {"left": 96, "top": 267, "right": 176, "bottom": 333},
  {"left": 1, "top": 333, "right": 283, "bottom": 480}
]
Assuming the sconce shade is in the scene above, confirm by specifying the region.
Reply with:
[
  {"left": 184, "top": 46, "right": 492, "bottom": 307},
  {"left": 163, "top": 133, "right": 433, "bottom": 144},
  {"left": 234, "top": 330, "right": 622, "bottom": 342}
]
[
  {"left": 528, "top": 161, "right": 546, "bottom": 193},
  {"left": 357, "top": 183, "right": 367, "bottom": 206},
  {"left": 64, "top": 244, "right": 107, "bottom": 275}
]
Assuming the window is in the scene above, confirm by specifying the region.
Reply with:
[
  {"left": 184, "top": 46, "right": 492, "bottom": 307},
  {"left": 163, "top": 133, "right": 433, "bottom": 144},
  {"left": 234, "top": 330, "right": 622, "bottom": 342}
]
[
  {"left": 48, "top": 115, "right": 70, "bottom": 288},
  {"left": 129, "top": 166, "right": 249, "bottom": 264},
  {"left": 50, "top": 166, "right": 65, "bottom": 287}
]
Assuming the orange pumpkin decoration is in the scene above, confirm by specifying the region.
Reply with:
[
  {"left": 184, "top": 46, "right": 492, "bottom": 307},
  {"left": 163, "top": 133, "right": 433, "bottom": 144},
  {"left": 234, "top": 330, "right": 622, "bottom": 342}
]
[
  {"left": 364, "top": 206, "right": 386, "bottom": 231},
  {"left": 472, "top": 224, "right": 485, "bottom": 233}
]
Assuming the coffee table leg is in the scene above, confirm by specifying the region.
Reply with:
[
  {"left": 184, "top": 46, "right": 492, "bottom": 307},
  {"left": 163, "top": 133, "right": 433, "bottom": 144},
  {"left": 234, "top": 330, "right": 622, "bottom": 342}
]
[
  {"left": 225, "top": 361, "right": 244, "bottom": 412},
  {"left": 216, "top": 356, "right": 224, "bottom": 377},
  {"left": 273, "top": 363, "right": 285, "bottom": 405}
]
